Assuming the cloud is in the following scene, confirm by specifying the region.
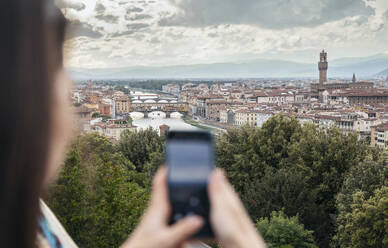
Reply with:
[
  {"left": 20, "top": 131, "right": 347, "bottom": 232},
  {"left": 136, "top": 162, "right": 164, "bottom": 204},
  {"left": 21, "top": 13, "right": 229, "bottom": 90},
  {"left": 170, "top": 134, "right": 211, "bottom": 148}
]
[
  {"left": 95, "top": 3, "right": 106, "bottom": 14},
  {"left": 165, "top": 30, "right": 184, "bottom": 40},
  {"left": 125, "top": 13, "right": 153, "bottom": 21},
  {"left": 109, "top": 23, "right": 150, "bottom": 38},
  {"left": 384, "top": 10, "right": 388, "bottom": 19},
  {"left": 66, "top": 19, "right": 104, "bottom": 39},
  {"left": 126, "top": 7, "right": 144, "bottom": 13},
  {"left": 208, "top": 32, "right": 218, "bottom": 38},
  {"left": 343, "top": 15, "right": 369, "bottom": 27},
  {"left": 96, "top": 14, "right": 119, "bottom": 24},
  {"left": 150, "top": 37, "right": 161, "bottom": 44},
  {"left": 160, "top": 0, "right": 375, "bottom": 29},
  {"left": 62, "top": 0, "right": 388, "bottom": 69},
  {"left": 56, "top": 0, "right": 86, "bottom": 11},
  {"left": 126, "top": 23, "right": 150, "bottom": 30},
  {"left": 119, "top": 1, "right": 130, "bottom": 6},
  {"left": 110, "top": 30, "right": 135, "bottom": 38}
]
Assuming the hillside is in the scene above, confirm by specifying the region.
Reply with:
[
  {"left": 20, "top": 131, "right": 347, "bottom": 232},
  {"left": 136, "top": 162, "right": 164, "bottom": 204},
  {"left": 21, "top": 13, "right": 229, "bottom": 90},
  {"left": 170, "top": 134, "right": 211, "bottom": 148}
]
[{"left": 68, "top": 53, "right": 388, "bottom": 79}]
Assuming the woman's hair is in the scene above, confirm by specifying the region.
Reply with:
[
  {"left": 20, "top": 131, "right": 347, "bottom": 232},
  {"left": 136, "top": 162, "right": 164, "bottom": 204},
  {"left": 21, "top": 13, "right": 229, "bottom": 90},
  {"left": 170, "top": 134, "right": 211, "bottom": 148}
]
[{"left": 0, "top": 0, "right": 66, "bottom": 247}]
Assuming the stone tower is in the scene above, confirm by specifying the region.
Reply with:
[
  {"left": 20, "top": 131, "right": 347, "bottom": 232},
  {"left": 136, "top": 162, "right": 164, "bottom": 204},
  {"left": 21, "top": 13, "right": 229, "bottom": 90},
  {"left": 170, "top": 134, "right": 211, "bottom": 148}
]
[
  {"left": 318, "top": 50, "right": 328, "bottom": 85},
  {"left": 352, "top": 73, "right": 356, "bottom": 83}
]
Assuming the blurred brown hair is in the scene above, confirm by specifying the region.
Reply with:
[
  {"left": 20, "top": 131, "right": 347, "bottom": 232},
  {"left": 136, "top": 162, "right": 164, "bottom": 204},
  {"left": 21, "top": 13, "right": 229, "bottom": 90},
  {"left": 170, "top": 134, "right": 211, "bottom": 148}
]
[{"left": 0, "top": 0, "right": 66, "bottom": 247}]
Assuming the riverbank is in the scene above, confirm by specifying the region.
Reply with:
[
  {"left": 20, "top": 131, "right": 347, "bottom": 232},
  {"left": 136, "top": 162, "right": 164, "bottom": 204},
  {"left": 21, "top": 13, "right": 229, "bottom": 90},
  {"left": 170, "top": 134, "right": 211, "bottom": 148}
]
[
  {"left": 182, "top": 115, "right": 215, "bottom": 131},
  {"left": 182, "top": 115, "right": 226, "bottom": 133},
  {"left": 197, "top": 118, "right": 235, "bottom": 130}
]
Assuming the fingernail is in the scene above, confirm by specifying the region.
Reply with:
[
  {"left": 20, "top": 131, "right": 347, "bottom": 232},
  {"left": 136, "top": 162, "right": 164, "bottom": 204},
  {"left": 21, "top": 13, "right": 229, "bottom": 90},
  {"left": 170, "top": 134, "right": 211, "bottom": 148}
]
[
  {"left": 189, "top": 216, "right": 204, "bottom": 226},
  {"left": 215, "top": 169, "right": 226, "bottom": 181}
]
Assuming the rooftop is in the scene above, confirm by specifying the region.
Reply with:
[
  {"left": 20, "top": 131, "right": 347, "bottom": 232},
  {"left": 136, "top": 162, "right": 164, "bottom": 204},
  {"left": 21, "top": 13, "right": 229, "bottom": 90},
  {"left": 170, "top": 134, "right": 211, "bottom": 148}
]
[{"left": 373, "top": 122, "right": 388, "bottom": 131}]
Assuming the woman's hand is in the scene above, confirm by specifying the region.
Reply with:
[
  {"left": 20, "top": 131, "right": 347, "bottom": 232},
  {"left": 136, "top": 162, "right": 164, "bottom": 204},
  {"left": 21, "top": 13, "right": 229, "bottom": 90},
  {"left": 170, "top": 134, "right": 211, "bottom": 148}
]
[
  {"left": 209, "top": 169, "right": 267, "bottom": 248},
  {"left": 122, "top": 167, "right": 266, "bottom": 248},
  {"left": 122, "top": 167, "right": 203, "bottom": 248}
]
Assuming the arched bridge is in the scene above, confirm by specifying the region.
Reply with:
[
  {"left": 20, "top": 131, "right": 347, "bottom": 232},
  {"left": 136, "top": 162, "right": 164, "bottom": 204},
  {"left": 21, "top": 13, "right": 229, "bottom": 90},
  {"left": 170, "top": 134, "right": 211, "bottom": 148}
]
[
  {"left": 130, "top": 111, "right": 184, "bottom": 119},
  {"left": 130, "top": 102, "right": 188, "bottom": 115}
]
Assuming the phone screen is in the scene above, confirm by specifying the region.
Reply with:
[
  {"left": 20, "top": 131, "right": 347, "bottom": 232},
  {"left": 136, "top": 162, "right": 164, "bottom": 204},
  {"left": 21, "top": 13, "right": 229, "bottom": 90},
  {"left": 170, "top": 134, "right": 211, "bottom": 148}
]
[
  {"left": 166, "top": 131, "right": 214, "bottom": 238},
  {"left": 167, "top": 140, "right": 213, "bottom": 183}
]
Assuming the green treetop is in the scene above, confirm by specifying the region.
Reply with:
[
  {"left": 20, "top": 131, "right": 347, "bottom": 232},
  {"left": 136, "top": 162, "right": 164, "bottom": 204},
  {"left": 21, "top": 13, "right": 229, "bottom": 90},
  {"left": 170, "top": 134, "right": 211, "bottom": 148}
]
[{"left": 256, "top": 210, "right": 317, "bottom": 248}]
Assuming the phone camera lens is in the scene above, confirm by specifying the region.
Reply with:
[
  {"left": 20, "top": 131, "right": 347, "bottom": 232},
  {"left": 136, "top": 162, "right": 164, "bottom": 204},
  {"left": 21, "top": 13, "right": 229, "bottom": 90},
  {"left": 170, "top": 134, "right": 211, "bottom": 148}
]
[{"left": 189, "top": 197, "right": 200, "bottom": 207}]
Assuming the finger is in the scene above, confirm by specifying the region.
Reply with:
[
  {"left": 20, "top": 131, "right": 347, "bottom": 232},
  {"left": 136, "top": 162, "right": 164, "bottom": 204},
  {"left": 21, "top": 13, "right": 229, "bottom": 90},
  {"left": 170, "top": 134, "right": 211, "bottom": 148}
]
[
  {"left": 178, "top": 241, "right": 190, "bottom": 248},
  {"left": 209, "top": 169, "right": 234, "bottom": 204},
  {"left": 149, "top": 166, "right": 170, "bottom": 218},
  {"left": 163, "top": 216, "right": 203, "bottom": 247},
  {"left": 208, "top": 170, "right": 267, "bottom": 247},
  {"left": 151, "top": 166, "right": 168, "bottom": 204},
  {"left": 208, "top": 169, "right": 245, "bottom": 214}
]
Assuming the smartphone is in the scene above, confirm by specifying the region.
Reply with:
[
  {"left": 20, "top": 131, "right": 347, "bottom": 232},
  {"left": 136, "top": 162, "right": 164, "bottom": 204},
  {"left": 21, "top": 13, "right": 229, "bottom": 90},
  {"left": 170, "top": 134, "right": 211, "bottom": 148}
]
[{"left": 166, "top": 130, "right": 214, "bottom": 238}]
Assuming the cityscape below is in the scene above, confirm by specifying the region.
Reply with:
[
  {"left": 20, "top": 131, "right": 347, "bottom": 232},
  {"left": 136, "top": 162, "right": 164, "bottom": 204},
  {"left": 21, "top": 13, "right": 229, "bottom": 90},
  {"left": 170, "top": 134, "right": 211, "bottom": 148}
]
[{"left": 71, "top": 50, "right": 388, "bottom": 149}]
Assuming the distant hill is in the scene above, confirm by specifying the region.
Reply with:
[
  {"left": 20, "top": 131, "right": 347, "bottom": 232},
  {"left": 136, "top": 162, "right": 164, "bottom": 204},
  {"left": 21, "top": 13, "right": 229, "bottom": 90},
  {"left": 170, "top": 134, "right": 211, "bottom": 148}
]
[
  {"left": 330, "top": 54, "right": 388, "bottom": 66},
  {"left": 376, "top": 68, "right": 388, "bottom": 77},
  {"left": 68, "top": 53, "right": 388, "bottom": 79},
  {"left": 66, "top": 68, "right": 94, "bottom": 80}
]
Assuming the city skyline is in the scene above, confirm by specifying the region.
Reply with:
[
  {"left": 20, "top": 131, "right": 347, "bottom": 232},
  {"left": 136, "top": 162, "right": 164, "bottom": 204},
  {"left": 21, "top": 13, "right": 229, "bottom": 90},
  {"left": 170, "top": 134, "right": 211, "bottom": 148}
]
[{"left": 59, "top": 0, "right": 388, "bottom": 69}]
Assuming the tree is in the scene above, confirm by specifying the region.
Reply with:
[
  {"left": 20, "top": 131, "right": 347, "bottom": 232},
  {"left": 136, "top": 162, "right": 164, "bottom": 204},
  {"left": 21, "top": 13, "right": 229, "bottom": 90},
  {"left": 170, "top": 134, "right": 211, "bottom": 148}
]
[
  {"left": 243, "top": 168, "right": 325, "bottom": 237},
  {"left": 118, "top": 128, "right": 165, "bottom": 172},
  {"left": 216, "top": 125, "right": 264, "bottom": 193},
  {"left": 334, "top": 187, "right": 388, "bottom": 248},
  {"left": 333, "top": 152, "right": 388, "bottom": 247},
  {"left": 92, "top": 112, "right": 101, "bottom": 118},
  {"left": 85, "top": 152, "right": 149, "bottom": 247},
  {"left": 256, "top": 211, "right": 318, "bottom": 248},
  {"left": 127, "top": 116, "right": 133, "bottom": 125},
  {"left": 144, "top": 151, "right": 165, "bottom": 183},
  {"left": 336, "top": 154, "right": 388, "bottom": 216},
  {"left": 45, "top": 148, "right": 88, "bottom": 243},
  {"left": 286, "top": 124, "right": 369, "bottom": 247},
  {"left": 216, "top": 115, "right": 303, "bottom": 193},
  {"left": 114, "top": 85, "right": 131, "bottom": 95},
  {"left": 257, "top": 115, "right": 302, "bottom": 170},
  {"left": 216, "top": 115, "right": 371, "bottom": 247},
  {"left": 46, "top": 133, "right": 150, "bottom": 248}
]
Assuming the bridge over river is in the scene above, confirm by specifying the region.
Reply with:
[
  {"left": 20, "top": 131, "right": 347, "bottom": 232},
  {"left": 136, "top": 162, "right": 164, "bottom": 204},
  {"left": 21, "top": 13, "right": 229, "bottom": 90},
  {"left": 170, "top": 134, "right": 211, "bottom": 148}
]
[{"left": 129, "top": 102, "right": 189, "bottom": 118}]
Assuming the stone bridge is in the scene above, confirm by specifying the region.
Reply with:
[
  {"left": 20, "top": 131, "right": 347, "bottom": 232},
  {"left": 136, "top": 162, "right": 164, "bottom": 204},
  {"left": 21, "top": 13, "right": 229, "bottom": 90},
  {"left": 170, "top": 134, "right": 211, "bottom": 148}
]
[{"left": 130, "top": 102, "right": 188, "bottom": 114}]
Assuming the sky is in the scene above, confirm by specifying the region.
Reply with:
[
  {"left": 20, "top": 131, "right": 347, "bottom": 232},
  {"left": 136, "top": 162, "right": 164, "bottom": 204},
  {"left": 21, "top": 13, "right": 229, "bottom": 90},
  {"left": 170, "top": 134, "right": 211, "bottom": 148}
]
[{"left": 58, "top": 0, "right": 388, "bottom": 69}]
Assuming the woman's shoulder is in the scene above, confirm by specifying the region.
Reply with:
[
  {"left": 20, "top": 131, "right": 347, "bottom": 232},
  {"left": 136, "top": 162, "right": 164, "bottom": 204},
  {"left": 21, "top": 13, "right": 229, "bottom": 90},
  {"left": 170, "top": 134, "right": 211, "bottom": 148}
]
[{"left": 38, "top": 200, "right": 78, "bottom": 248}]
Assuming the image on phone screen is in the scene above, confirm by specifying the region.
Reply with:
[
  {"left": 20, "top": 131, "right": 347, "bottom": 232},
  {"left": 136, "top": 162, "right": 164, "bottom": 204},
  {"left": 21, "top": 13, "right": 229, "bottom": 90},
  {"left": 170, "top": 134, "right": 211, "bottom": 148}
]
[{"left": 167, "top": 130, "right": 214, "bottom": 238}]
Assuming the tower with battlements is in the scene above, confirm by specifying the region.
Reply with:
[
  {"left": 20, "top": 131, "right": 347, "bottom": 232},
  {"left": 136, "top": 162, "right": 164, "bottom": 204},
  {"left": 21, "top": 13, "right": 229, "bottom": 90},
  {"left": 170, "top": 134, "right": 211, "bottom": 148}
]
[
  {"left": 318, "top": 50, "right": 328, "bottom": 85},
  {"left": 318, "top": 50, "right": 328, "bottom": 103}
]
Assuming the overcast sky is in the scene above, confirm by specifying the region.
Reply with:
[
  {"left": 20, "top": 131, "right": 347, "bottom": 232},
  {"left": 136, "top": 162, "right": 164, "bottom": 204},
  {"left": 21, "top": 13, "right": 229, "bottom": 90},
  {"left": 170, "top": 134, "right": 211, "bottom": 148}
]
[{"left": 58, "top": 0, "right": 388, "bottom": 69}]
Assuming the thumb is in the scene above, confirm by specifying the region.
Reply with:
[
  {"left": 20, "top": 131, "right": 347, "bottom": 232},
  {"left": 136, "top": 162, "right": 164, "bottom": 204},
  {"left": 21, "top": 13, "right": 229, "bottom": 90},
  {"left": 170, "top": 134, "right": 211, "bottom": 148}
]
[
  {"left": 208, "top": 169, "right": 232, "bottom": 207},
  {"left": 163, "top": 216, "right": 203, "bottom": 247}
]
